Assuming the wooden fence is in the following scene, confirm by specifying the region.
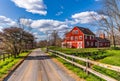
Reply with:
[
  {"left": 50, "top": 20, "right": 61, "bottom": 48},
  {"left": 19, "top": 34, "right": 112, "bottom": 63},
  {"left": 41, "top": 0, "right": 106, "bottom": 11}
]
[
  {"left": 0, "top": 52, "right": 12, "bottom": 61},
  {"left": 49, "top": 50, "right": 119, "bottom": 81}
]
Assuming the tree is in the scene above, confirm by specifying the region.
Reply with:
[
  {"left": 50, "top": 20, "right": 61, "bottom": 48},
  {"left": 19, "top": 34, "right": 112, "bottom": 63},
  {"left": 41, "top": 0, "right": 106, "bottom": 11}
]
[
  {"left": 37, "top": 40, "right": 47, "bottom": 48},
  {"left": 0, "top": 27, "right": 35, "bottom": 58},
  {"left": 50, "top": 30, "right": 62, "bottom": 46},
  {"left": 91, "top": 0, "right": 120, "bottom": 47}
]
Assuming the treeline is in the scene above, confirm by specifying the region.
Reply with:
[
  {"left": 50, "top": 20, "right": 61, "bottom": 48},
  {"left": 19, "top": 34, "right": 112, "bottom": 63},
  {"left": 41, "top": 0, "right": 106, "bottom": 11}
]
[
  {"left": 0, "top": 27, "right": 35, "bottom": 58},
  {"left": 37, "top": 30, "right": 62, "bottom": 48}
]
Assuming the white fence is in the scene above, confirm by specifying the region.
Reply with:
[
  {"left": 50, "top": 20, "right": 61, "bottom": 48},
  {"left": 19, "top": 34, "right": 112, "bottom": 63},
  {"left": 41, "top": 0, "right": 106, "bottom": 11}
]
[{"left": 49, "top": 50, "right": 119, "bottom": 81}]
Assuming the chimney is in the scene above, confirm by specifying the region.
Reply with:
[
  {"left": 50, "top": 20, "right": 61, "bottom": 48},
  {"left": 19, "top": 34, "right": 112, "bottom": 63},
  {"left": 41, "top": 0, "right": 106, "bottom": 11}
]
[{"left": 99, "top": 33, "right": 105, "bottom": 39}]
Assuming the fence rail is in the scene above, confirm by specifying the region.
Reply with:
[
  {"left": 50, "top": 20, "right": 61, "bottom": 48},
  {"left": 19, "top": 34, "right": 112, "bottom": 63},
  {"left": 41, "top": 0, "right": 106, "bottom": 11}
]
[
  {"left": 0, "top": 52, "right": 12, "bottom": 61},
  {"left": 49, "top": 50, "right": 119, "bottom": 81}
]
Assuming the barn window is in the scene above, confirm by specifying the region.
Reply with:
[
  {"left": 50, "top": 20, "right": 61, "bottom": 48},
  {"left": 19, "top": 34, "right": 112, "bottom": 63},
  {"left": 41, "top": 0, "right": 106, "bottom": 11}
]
[
  {"left": 75, "top": 30, "right": 78, "bottom": 34},
  {"left": 95, "top": 42, "right": 98, "bottom": 46},
  {"left": 107, "top": 43, "right": 109, "bottom": 46},
  {"left": 73, "top": 30, "right": 78, "bottom": 34},
  {"left": 91, "top": 42, "right": 93, "bottom": 46},
  {"left": 92, "top": 35, "right": 94, "bottom": 39},
  {"left": 79, "top": 36, "right": 82, "bottom": 40},
  {"left": 100, "top": 43, "right": 103, "bottom": 46},
  {"left": 90, "top": 36, "right": 91, "bottom": 40},
  {"left": 66, "top": 37, "right": 69, "bottom": 40},
  {"left": 87, "top": 41, "right": 89, "bottom": 46},
  {"left": 85, "top": 35, "right": 87, "bottom": 39},
  {"left": 75, "top": 36, "right": 78, "bottom": 40},
  {"left": 71, "top": 36, "right": 73, "bottom": 40}
]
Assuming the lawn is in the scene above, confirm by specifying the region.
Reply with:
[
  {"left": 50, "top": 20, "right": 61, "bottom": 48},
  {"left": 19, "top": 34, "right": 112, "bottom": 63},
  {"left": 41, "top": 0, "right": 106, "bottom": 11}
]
[
  {"left": 49, "top": 52, "right": 104, "bottom": 81},
  {"left": 0, "top": 51, "right": 31, "bottom": 79},
  {"left": 48, "top": 46, "right": 120, "bottom": 80},
  {"left": 100, "top": 50, "right": 120, "bottom": 66},
  {"left": 48, "top": 46, "right": 110, "bottom": 60}
]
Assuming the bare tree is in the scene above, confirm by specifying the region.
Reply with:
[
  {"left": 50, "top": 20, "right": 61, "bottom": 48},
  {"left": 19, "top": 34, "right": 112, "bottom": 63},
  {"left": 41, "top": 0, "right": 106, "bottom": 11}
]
[
  {"left": 91, "top": 0, "right": 120, "bottom": 47},
  {"left": 0, "top": 27, "right": 35, "bottom": 58},
  {"left": 50, "top": 30, "right": 62, "bottom": 46}
]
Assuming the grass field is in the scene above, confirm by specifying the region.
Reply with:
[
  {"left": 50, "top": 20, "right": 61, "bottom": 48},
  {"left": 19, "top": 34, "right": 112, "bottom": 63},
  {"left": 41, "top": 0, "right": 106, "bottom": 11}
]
[
  {"left": 100, "top": 50, "right": 120, "bottom": 66},
  {"left": 49, "top": 52, "right": 104, "bottom": 81},
  {"left": 48, "top": 46, "right": 120, "bottom": 80},
  {"left": 0, "top": 51, "right": 30, "bottom": 79}
]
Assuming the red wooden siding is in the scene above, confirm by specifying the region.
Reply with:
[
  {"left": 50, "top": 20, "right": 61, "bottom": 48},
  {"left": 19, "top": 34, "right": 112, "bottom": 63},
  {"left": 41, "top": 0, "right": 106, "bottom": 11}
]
[{"left": 62, "top": 26, "right": 110, "bottom": 48}]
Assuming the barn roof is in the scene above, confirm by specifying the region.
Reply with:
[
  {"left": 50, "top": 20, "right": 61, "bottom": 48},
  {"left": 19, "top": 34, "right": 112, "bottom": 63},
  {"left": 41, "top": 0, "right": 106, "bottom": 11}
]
[
  {"left": 76, "top": 26, "right": 95, "bottom": 35},
  {"left": 95, "top": 37, "right": 110, "bottom": 42}
]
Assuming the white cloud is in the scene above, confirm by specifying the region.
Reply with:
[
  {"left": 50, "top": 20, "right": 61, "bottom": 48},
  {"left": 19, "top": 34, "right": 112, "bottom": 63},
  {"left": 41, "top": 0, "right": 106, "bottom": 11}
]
[
  {"left": 30, "top": 19, "right": 68, "bottom": 32},
  {"left": 71, "top": 11, "right": 106, "bottom": 24},
  {"left": 11, "top": 0, "right": 47, "bottom": 15},
  {"left": 56, "top": 11, "right": 63, "bottom": 16},
  {"left": 0, "top": 16, "right": 16, "bottom": 26}
]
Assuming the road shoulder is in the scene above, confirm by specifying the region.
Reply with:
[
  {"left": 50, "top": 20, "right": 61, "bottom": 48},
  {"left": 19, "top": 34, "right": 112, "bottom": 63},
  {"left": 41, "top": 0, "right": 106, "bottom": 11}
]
[{"left": 49, "top": 54, "right": 85, "bottom": 81}]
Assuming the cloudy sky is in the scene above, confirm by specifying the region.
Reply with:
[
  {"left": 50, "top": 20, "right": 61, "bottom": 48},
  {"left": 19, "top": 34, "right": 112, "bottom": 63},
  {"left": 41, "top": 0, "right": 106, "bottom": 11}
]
[{"left": 0, "top": 0, "right": 103, "bottom": 40}]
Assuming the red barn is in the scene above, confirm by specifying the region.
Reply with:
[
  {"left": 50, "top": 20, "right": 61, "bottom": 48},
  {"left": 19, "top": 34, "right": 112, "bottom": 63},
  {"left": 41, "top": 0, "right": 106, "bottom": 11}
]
[{"left": 62, "top": 26, "right": 110, "bottom": 48}]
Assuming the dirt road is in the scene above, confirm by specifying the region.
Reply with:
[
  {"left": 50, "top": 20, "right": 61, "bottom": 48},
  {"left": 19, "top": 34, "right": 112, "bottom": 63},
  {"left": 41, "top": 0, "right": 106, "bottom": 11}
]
[{"left": 4, "top": 49, "right": 75, "bottom": 81}]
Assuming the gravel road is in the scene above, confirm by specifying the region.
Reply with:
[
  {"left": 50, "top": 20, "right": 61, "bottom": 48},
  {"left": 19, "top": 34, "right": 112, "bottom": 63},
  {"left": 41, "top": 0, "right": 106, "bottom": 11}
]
[{"left": 4, "top": 49, "right": 75, "bottom": 81}]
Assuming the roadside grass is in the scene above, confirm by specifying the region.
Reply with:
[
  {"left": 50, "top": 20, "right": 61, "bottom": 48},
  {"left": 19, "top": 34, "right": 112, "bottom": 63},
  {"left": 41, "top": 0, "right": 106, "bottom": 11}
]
[
  {"left": 49, "top": 53, "right": 104, "bottom": 81},
  {"left": 48, "top": 46, "right": 110, "bottom": 60},
  {"left": 0, "top": 51, "right": 31, "bottom": 79},
  {"left": 48, "top": 46, "right": 120, "bottom": 80},
  {"left": 93, "top": 65, "right": 120, "bottom": 80},
  {"left": 92, "top": 50, "right": 120, "bottom": 80}
]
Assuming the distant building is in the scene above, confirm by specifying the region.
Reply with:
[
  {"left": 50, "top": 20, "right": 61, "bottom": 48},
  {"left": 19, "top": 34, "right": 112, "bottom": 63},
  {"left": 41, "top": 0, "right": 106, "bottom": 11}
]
[{"left": 62, "top": 26, "right": 110, "bottom": 48}]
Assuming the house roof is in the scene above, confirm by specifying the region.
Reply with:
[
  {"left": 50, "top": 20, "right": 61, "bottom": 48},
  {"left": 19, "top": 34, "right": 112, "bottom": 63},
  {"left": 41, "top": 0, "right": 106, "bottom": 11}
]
[
  {"left": 95, "top": 37, "right": 110, "bottom": 42},
  {"left": 76, "top": 26, "right": 95, "bottom": 35}
]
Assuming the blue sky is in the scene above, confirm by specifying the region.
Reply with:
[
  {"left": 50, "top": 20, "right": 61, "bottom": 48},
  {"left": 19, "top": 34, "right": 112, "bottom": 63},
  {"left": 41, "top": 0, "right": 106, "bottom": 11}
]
[{"left": 0, "top": 0, "right": 103, "bottom": 40}]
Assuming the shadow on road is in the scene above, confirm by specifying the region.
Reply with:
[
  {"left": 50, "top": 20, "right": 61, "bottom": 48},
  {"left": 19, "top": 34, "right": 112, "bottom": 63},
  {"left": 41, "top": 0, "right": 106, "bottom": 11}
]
[{"left": 25, "top": 55, "right": 53, "bottom": 60}]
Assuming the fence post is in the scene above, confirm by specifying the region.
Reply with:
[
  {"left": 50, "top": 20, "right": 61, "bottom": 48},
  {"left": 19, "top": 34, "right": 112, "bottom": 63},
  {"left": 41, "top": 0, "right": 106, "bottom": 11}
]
[
  {"left": 8, "top": 53, "right": 9, "bottom": 58},
  {"left": 11, "top": 53, "right": 12, "bottom": 57},
  {"left": 72, "top": 54, "right": 74, "bottom": 66},
  {"left": 3, "top": 53, "right": 5, "bottom": 61},
  {"left": 85, "top": 52, "right": 90, "bottom": 75},
  {"left": 0, "top": 54, "right": 1, "bottom": 61}
]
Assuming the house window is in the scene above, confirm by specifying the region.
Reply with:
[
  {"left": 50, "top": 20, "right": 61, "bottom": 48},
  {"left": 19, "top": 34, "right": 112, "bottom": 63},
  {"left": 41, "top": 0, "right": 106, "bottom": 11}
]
[
  {"left": 73, "top": 30, "right": 78, "bottom": 34},
  {"left": 75, "top": 36, "right": 78, "bottom": 40},
  {"left": 71, "top": 36, "right": 73, "bottom": 40},
  {"left": 87, "top": 41, "right": 89, "bottom": 46},
  {"left": 79, "top": 36, "right": 82, "bottom": 40},
  {"left": 92, "top": 36, "right": 94, "bottom": 39},
  {"left": 105, "top": 43, "right": 106, "bottom": 46},
  {"left": 90, "top": 36, "right": 91, "bottom": 40},
  {"left": 65, "top": 37, "right": 68, "bottom": 40},
  {"left": 75, "top": 30, "right": 78, "bottom": 34},
  {"left": 107, "top": 43, "right": 109, "bottom": 46},
  {"left": 95, "top": 42, "right": 98, "bottom": 46},
  {"left": 87, "top": 36, "right": 89, "bottom": 39},
  {"left": 100, "top": 43, "right": 103, "bottom": 46},
  {"left": 91, "top": 42, "right": 93, "bottom": 46},
  {"left": 85, "top": 35, "right": 87, "bottom": 39}
]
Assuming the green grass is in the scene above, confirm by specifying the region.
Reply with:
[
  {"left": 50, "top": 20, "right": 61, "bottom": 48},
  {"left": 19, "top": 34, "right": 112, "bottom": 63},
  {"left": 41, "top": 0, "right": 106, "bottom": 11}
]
[
  {"left": 48, "top": 46, "right": 110, "bottom": 60},
  {"left": 48, "top": 46, "right": 120, "bottom": 80},
  {"left": 93, "top": 65, "right": 120, "bottom": 80},
  {"left": 0, "top": 51, "right": 31, "bottom": 79},
  {"left": 49, "top": 53, "right": 104, "bottom": 81},
  {"left": 92, "top": 50, "right": 120, "bottom": 80},
  {"left": 100, "top": 50, "right": 120, "bottom": 66}
]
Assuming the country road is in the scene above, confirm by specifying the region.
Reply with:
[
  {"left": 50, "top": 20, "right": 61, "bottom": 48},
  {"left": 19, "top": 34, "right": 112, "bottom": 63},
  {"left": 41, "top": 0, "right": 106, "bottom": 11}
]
[{"left": 4, "top": 49, "right": 75, "bottom": 81}]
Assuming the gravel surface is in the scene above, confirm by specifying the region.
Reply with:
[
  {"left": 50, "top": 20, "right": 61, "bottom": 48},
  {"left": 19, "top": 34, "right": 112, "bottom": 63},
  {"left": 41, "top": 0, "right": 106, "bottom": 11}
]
[{"left": 4, "top": 49, "right": 75, "bottom": 81}]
